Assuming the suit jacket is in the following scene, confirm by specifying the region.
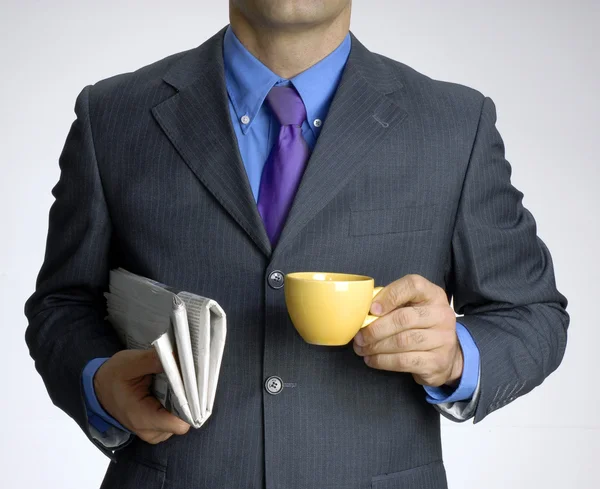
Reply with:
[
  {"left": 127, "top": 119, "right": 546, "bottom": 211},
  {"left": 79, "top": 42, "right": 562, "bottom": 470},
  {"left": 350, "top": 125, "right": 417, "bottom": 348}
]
[{"left": 25, "top": 27, "right": 568, "bottom": 489}]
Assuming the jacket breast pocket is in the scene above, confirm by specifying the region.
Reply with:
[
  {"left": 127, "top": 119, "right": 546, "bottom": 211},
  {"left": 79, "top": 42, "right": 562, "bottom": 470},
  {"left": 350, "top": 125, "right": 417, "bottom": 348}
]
[
  {"left": 349, "top": 205, "right": 437, "bottom": 237},
  {"left": 371, "top": 460, "right": 447, "bottom": 489}
]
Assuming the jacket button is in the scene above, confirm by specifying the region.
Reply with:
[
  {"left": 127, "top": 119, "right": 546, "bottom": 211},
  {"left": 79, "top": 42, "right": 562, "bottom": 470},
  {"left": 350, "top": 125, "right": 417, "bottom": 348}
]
[
  {"left": 267, "top": 270, "right": 284, "bottom": 289},
  {"left": 265, "top": 376, "right": 283, "bottom": 395}
]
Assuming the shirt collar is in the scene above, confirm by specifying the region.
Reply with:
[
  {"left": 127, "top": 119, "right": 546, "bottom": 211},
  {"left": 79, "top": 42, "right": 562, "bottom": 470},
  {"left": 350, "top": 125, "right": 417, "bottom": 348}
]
[
  {"left": 291, "top": 33, "right": 351, "bottom": 136},
  {"left": 223, "top": 26, "right": 351, "bottom": 135}
]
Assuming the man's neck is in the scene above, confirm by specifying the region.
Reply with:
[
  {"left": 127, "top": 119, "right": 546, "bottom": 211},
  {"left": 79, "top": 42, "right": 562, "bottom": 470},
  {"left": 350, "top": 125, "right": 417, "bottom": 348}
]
[{"left": 229, "top": 6, "right": 351, "bottom": 79}]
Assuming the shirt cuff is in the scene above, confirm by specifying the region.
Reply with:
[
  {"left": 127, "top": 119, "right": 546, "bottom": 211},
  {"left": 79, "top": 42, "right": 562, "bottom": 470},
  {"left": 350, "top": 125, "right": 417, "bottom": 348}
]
[
  {"left": 424, "top": 322, "right": 480, "bottom": 404},
  {"left": 82, "top": 358, "right": 130, "bottom": 433}
]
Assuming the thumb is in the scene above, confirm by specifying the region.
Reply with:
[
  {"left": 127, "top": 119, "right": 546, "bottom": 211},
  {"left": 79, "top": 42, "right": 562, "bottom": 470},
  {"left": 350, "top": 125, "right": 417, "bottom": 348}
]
[
  {"left": 370, "top": 275, "right": 434, "bottom": 316},
  {"left": 140, "top": 396, "right": 191, "bottom": 435},
  {"left": 122, "top": 348, "right": 164, "bottom": 379}
]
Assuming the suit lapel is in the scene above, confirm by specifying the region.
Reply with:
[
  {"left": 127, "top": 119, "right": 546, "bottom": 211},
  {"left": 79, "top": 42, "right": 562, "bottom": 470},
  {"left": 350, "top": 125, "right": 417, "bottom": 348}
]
[
  {"left": 273, "top": 35, "right": 409, "bottom": 258},
  {"left": 152, "top": 28, "right": 272, "bottom": 257},
  {"left": 151, "top": 29, "right": 408, "bottom": 259}
]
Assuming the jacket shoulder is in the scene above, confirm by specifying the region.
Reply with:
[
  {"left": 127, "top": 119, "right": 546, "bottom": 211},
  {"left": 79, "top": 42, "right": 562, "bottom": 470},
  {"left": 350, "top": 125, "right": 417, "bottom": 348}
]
[
  {"left": 79, "top": 47, "right": 202, "bottom": 125},
  {"left": 90, "top": 48, "right": 191, "bottom": 98},
  {"left": 374, "top": 53, "right": 486, "bottom": 115}
]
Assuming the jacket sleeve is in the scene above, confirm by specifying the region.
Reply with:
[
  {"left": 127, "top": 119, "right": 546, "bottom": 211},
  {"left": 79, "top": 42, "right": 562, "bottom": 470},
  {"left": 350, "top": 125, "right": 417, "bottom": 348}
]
[
  {"left": 449, "top": 96, "right": 569, "bottom": 423},
  {"left": 24, "top": 85, "right": 125, "bottom": 457}
]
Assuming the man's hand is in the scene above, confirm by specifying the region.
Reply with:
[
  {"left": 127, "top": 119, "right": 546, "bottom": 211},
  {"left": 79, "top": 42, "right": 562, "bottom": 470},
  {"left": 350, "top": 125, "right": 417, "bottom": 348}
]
[
  {"left": 353, "top": 274, "right": 463, "bottom": 387},
  {"left": 94, "top": 349, "right": 190, "bottom": 444}
]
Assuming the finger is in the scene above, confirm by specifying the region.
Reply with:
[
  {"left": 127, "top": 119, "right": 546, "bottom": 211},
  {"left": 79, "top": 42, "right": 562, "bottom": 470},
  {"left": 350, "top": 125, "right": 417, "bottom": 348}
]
[
  {"left": 144, "top": 399, "right": 190, "bottom": 435},
  {"left": 129, "top": 395, "right": 191, "bottom": 435},
  {"left": 357, "top": 306, "right": 439, "bottom": 345},
  {"left": 137, "top": 430, "right": 174, "bottom": 445},
  {"left": 123, "top": 349, "right": 164, "bottom": 379},
  {"left": 371, "top": 275, "right": 445, "bottom": 316},
  {"left": 363, "top": 351, "right": 436, "bottom": 374},
  {"left": 158, "top": 432, "right": 174, "bottom": 443},
  {"left": 354, "top": 329, "right": 441, "bottom": 356}
]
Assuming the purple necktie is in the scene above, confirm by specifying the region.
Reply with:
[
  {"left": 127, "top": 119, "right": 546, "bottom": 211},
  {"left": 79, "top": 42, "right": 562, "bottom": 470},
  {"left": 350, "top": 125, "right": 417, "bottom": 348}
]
[{"left": 257, "top": 86, "right": 310, "bottom": 245}]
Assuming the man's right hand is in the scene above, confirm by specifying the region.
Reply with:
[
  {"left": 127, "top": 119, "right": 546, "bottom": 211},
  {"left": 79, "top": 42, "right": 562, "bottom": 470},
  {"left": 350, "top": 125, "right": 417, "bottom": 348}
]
[{"left": 94, "top": 349, "right": 191, "bottom": 444}]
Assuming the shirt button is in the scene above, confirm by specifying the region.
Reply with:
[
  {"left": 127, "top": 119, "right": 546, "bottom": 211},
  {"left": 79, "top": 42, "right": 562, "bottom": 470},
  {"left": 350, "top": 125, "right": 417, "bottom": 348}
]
[
  {"left": 241, "top": 114, "right": 250, "bottom": 125},
  {"left": 267, "top": 270, "right": 284, "bottom": 289},
  {"left": 313, "top": 118, "right": 322, "bottom": 127},
  {"left": 265, "top": 376, "right": 283, "bottom": 395}
]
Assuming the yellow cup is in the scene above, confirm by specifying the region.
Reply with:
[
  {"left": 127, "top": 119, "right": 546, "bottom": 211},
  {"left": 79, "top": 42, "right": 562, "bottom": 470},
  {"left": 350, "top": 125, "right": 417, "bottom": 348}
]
[{"left": 284, "top": 272, "right": 384, "bottom": 346}]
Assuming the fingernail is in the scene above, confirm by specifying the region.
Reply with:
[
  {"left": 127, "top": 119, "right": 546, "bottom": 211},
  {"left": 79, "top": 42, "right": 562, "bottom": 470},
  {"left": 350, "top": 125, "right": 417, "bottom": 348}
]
[
  {"left": 364, "top": 356, "right": 371, "bottom": 366},
  {"left": 371, "top": 302, "right": 383, "bottom": 315},
  {"left": 355, "top": 331, "right": 365, "bottom": 346}
]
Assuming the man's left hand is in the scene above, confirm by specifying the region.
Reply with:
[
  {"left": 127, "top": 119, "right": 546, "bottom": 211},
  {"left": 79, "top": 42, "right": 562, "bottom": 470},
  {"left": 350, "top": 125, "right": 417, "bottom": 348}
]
[{"left": 353, "top": 274, "right": 463, "bottom": 388}]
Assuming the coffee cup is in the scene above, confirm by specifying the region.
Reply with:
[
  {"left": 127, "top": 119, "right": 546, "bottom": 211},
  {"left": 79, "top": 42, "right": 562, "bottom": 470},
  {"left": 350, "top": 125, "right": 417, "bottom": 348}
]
[{"left": 284, "top": 272, "right": 383, "bottom": 346}]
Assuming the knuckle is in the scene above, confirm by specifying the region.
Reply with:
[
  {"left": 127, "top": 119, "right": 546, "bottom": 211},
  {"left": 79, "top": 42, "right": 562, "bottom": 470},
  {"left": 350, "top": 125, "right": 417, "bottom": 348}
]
[
  {"left": 394, "top": 333, "right": 407, "bottom": 350},
  {"left": 409, "top": 330, "right": 426, "bottom": 345},
  {"left": 366, "top": 322, "right": 382, "bottom": 342},
  {"left": 398, "top": 354, "right": 411, "bottom": 370},
  {"left": 410, "top": 331, "right": 427, "bottom": 346},
  {"left": 386, "top": 285, "right": 401, "bottom": 307},
  {"left": 411, "top": 355, "right": 424, "bottom": 368},
  {"left": 409, "top": 275, "right": 426, "bottom": 293},
  {"left": 412, "top": 306, "right": 429, "bottom": 318},
  {"left": 392, "top": 309, "right": 410, "bottom": 330}
]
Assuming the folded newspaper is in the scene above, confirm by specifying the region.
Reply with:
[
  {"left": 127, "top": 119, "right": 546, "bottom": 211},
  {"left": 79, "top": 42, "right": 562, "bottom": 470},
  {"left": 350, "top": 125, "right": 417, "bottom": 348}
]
[{"left": 104, "top": 268, "right": 226, "bottom": 428}]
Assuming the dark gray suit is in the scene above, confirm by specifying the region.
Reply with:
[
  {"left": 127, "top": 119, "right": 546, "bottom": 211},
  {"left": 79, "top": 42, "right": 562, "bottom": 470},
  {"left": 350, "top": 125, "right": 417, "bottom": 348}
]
[{"left": 25, "top": 27, "right": 568, "bottom": 489}]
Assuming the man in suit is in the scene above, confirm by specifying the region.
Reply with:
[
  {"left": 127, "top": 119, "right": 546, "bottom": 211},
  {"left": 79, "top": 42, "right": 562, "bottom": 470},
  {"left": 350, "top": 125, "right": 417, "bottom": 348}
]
[{"left": 25, "top": 1, "right": 568, "bottom": 488}]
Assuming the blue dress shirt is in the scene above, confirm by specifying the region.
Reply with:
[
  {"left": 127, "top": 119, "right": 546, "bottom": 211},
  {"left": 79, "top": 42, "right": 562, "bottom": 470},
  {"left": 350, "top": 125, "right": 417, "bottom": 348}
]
[
  {"left": 82, "top": 26, "right": 480, "bottom": 436},
  {"left": 223, "top": 25, "right": 346, "bottom": 198}
]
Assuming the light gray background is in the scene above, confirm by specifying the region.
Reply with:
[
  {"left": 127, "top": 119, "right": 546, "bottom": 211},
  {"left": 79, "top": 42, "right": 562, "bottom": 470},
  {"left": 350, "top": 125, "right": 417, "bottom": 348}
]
[{"left": 1, "top": 1, "right": 598, "bottom": 488}]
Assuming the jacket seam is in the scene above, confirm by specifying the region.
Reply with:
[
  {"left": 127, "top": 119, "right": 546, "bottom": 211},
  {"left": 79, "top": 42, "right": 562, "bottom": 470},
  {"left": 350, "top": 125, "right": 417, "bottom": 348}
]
[
  {"left": 448, "top": 95, "right": 487, "bottom": 244},
  {"left": 84, "top": 85, "right": 115, "bottom": 226}
]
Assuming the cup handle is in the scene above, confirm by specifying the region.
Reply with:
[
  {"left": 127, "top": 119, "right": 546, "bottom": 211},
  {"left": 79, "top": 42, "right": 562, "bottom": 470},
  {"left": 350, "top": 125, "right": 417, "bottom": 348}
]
[{"left": 361, "top": 286, "right": 384, "bottom": 328}]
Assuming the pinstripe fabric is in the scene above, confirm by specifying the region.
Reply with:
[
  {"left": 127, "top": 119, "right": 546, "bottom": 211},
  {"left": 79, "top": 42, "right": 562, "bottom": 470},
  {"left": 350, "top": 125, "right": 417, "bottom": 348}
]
[{"left": 25, "top": 26, "right": 568, "bottom": 489}]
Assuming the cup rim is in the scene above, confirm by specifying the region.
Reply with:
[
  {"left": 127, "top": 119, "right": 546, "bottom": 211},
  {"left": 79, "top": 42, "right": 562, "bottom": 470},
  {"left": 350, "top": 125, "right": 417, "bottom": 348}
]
[{"left": 285, "top": 272, "right": 374, "bottom": 283}]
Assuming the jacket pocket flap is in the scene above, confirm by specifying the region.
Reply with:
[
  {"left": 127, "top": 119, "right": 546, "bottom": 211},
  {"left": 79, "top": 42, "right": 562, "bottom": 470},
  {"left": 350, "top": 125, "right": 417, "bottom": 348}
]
[
  {"left": 372, "top": 460, "right": 447, "bottom": 489},
  {"left": 349, "top": 205, "right": 436, "bottom": 237}
]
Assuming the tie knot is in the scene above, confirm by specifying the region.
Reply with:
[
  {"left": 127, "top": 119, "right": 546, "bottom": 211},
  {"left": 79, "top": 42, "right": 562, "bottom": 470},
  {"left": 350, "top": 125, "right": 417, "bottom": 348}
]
[{"left": 266, "top": 86, "right": 307, "bottom": 127}]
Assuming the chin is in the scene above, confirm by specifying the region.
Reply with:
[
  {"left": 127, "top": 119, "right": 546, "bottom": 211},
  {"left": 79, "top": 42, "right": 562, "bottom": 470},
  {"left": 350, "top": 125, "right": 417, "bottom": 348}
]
[{"left": 236, "top": 0, "right": 349, "bottom": 28}]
